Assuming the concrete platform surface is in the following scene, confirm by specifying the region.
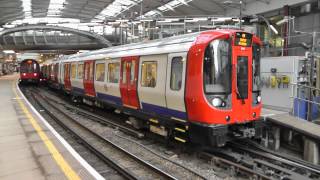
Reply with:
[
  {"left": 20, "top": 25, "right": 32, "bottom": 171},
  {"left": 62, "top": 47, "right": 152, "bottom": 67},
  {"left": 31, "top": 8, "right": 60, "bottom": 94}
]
[
  {"left": 262, "top": 107, "right": 320, "bottom": 140},
  {"left": 0, "top": 74, "right": 104, "bottom": 180}
]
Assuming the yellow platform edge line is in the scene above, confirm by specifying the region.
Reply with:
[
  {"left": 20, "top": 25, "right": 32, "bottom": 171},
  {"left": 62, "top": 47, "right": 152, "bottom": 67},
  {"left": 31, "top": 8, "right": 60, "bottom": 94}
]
[{"left": 12, "top": 82, "right": 81, "bottom": 180}]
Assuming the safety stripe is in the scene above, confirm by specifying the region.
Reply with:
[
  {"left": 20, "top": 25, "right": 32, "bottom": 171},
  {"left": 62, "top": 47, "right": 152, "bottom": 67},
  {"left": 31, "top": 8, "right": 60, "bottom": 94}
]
[{"left": 12, "top": 83, "right": 81, "bottom": 180}]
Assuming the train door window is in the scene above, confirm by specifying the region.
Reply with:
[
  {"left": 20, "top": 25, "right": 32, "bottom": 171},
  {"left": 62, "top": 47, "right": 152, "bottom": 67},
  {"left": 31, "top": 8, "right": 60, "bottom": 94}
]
[
  {"left": 71, "top": 64, "right": 77, "bottom": 79},
  {"left": 130, "top": 61, "right": 135, "bottom": 84},
  {"left": 95, "top": 63, "right": 105, "bottom": 82},
  {"left": 84, "top": 63, "right": 89, "bottom": 80},
  {"left": 77, "top": 64, "right": 83, "bottom": 79},
  {"left": 89, "top": 62, "right": 94, "bottom": 81},
  {"left": 141, "top": 61, "right": 157, "bottom": 88},
  {"left": 170, "top": 57, "right": 183, "bottom": 91},
  {"left": 122, "top": 62, "right": 127, "bottom": 83},
  {"left": 237, "top": 56, "right": 248, "bottom": 99},
  {"left": 108, "top": 62, "right": 120, "bottom": 83}
]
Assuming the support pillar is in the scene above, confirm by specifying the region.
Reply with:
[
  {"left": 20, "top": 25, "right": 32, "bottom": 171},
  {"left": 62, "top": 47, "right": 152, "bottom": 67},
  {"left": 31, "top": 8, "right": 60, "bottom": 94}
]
[{"left": 303, "top": 137, "right": 319, "bottom": 165}]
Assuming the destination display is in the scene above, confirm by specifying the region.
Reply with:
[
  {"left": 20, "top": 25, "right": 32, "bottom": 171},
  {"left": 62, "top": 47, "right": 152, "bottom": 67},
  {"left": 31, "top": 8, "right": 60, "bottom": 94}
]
[{"left": 234, "top": 32, "right": 253, "bottom": 47}]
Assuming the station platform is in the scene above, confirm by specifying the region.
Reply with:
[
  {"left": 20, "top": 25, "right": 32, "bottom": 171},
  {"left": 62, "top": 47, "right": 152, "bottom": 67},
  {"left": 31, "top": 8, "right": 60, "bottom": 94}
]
[
  {"left": 0, "top": 74, "right": 103, "bottom": 180},
  {"left": 261, "top": 108, "right": 320, "bottom": 140}
]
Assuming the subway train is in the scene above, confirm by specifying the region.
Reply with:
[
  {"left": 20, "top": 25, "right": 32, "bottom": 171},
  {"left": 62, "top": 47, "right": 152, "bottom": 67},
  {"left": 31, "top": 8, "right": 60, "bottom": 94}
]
[
  {"left": 20, "top": 59, "right": 40, "bottom": 84},
  {"left": 42, "top": 29, "right": 263, "bottom": 147}
]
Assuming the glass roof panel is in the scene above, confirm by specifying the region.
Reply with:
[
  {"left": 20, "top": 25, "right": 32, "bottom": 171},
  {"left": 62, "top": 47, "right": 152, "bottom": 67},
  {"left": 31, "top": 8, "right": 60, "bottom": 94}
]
[{"left": 92, "top": 0, "right": 142, "bottom": 21}]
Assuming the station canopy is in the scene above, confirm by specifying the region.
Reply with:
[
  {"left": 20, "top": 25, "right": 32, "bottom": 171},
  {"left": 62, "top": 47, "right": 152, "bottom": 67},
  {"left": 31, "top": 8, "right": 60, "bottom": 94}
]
[{"left": 0, "top": 0, "right": 242, "bottom": 27}]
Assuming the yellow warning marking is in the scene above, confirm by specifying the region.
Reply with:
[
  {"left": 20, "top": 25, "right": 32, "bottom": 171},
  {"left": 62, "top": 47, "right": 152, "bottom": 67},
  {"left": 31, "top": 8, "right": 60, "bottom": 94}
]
[
  {"left": 12, "top": 82, "right": 81, "bottom": 180},
  {"left": 174, "top": 127, "right": 186, "bottom": 133},
  {"left": 149, "top": 118, "right": 158, "bottom": 124},
  {"left": 174, "top": 137, "right": 186, "bottom": 143},
  {"left": 171, "top": 117, "right": 186, "bottom": 123}
]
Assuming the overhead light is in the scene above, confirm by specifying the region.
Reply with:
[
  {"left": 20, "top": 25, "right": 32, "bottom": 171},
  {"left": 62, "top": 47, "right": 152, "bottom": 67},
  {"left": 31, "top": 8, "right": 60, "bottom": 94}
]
[
  {"left": 116, "top": 19, "right": 129, "bottom": 22},
  {"left": 270, "top": 25, "right": 278, "bottom": 34},
  {"left": 3, "top": 50, "right": 15, "bottom": 54}
]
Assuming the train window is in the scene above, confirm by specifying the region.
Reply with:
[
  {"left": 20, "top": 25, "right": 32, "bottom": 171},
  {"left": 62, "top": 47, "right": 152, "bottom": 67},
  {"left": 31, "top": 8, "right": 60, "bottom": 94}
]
[
  {"left": 108, "top": 63, "right": 120, "bottom": 83},
  {"left": 71, "top": 64, "right": 77, "bottom": 79},
  {"left": 130, "top": 61, "right": 135, "bottom": 84},
  {"left": 122, "top": 62, "right": 127, "bottom": 83},
  {"left": 252, "top": 43, "right": 261, "bottom": 92},
  {"left": 77, "top": 64, "right": 84, "bottom": 79},
  {"left": 203, "top": 39, "right": 231, "bottom": 94},
  {"left": 95, "top": 63, "right": 105, "bottom": 82},
  {"left": 170, "top": 57, "right": 183, "bottom": 91},
  {"left": 141, "top": 61, "right": 157, "bottom": 88}
]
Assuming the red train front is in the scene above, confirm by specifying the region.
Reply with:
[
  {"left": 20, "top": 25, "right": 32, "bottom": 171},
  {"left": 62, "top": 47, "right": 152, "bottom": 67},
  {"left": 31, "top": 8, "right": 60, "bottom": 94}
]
[
  {"left": 186, "top": 30, "right": 263, "bottom": 147},
  {"left": 20, "top": 59, "right": 40, "bottom": 84}
]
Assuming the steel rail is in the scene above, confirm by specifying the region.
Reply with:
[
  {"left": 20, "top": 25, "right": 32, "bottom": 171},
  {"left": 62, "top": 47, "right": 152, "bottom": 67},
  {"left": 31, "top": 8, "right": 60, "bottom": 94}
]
[
  {"left": 36, "top": 91, "right": 145, "bottom": 139},
  {"left": 30, "top": 90, "right": 179, "bottom": 180},
  {"left": 228, "top": 141, "right": 320, "bottom": 177},
  {"left": 34, "top": 87, "right": 207, "bottom": 180}
]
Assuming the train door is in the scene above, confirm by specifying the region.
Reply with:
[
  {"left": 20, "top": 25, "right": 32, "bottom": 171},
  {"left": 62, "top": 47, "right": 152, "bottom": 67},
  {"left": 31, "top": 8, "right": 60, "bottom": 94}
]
[
  {"left": 233, "top": 47, "right": 252, "bottom": 121},
  {"left": 64, "top": 63, "right": 71, "bottom": 91},
  {"left": 120, "top": 56, "right": 140, "bottom": 109},
  {"left": 94, "top": 60, "right": 106, "bottom": 97},
  {"left": 165, "top": 53, "right": 187, "bottom": 120},
  {"left": 83, "top": 60, "right": 96, "bottom": 97},
  {"left": 104, "top": 59, "right": 122, "bottom": 106},
  {"left": 138, "top": 54, "right": 167, "bottom": 114}
]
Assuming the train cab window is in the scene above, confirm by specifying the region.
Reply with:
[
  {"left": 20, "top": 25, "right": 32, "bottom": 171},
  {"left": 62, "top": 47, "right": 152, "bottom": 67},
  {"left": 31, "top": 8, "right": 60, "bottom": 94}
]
[
  {"left": 71, "top": 64, "right": 77, "bottom": 79},
  {"left": 170, "top": 57, "right": 183, "bottom": 91},
  {"left": 141, "top": 61, "right": 157, "bottom": 88},
  {"left": 95, "top": 63, "right": 105, "bottom": 82},
  {"left": 122, "top": 62, "right": 127, "bottom": 83},
  {"left": 77, "top": 64, "right": 84, "bottom": 79},
  {"left": 252, "top": 43, "right": 261, "bottom": 92},
  {"left": 203, "top": 39, "right": 231, "bottom": 95},
  {"left": 108, "top": 63, "right": 120, "bottom": 83}
]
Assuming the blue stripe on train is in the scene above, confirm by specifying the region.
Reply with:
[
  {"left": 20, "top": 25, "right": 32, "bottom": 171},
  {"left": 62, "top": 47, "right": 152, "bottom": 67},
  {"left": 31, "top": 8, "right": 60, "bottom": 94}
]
[
  {"left": 141, "top": 102, "right": 187, "bottom": 120},
  {"left": 96, "top": 93, "right": 122, "bottom": 106},
  {"left": 72, "top": 87, "right": 85, "bottom": 95}
]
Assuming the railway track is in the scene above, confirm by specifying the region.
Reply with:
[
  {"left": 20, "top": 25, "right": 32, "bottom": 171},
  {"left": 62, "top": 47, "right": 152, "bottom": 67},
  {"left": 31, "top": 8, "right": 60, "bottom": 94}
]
[
  {"left": 26, "top": 86, "right": 320, "bottom": 180},
  {"left": 201, "top": 140, "right": 320, "bottom": 180},
  {"left": 27, "top": 87, "right": 206, "bottom": 180}
]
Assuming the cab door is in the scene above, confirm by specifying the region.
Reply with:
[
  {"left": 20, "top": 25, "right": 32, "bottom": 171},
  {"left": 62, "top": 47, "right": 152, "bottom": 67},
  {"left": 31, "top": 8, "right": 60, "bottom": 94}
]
[
  {"left": 120, "top": 56, "right": 140, "bottom": 109},
  {"left": 233, "top": 47, "right": 252, "bottom": 121},
  {"left": 83, "top": 60, "right": 96, "bottom": 97}
]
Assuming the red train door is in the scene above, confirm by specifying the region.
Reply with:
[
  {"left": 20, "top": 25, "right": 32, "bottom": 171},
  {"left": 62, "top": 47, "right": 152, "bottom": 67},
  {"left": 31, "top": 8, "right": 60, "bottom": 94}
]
[
  {"left": 120, "top": 57, "right": 140, "bottom": 109},
  {"left": 232, "top": 46, "right": 252, "bottom": 121},
  {"left": 83, "top": 61, "right": 96, "bottom": 97},
  {"left": 64, "top": 63, "right": 71, "bottom": 91}
]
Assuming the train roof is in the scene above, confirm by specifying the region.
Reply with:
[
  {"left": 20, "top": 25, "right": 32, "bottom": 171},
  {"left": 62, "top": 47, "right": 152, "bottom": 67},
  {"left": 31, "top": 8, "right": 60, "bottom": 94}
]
[{"left": 57, "top": 29, "right": 248, "bottom": 63}]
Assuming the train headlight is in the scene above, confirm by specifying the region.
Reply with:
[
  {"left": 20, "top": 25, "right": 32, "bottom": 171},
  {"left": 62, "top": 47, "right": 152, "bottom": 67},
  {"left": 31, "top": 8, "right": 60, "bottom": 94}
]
[
  {"left": 256, "top": 95, "right": 261, "bottom": 103},
  {"left": 22, "top": 73, "right": 26, "bottom": 76},
  {"left": 212, "top": 97, "right": 223, "bottom": 107}
]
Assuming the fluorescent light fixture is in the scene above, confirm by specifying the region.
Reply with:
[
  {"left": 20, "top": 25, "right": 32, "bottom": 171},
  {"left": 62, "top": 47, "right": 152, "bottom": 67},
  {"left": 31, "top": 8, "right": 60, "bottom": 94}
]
[
  {"left": 3, "top": 50, "right": 15, "bottom": 53},
  {"left": 270, "top": 25, "right": 278, "bottom": 34}
]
